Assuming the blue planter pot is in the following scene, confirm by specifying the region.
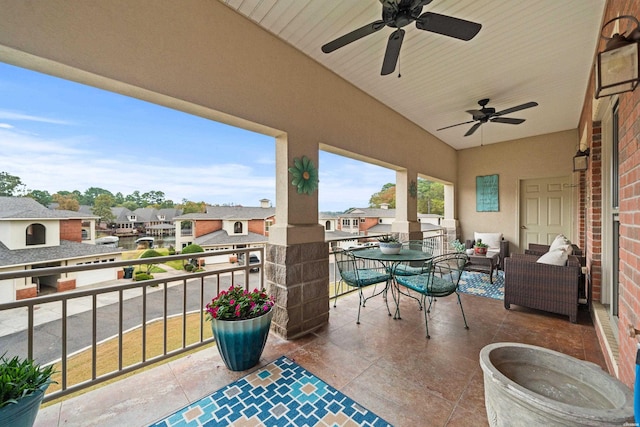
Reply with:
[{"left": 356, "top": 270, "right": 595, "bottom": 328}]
[
  {"left": 0, "top": 383, "right": 50, "bottom": 427},
  {"left": 210, "top": 309, "right": 274, "bottom": 371}
]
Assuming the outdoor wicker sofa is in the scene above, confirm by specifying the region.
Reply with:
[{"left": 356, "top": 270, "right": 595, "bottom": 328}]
[
  {"left": 503, "top": 253, "right": 582, "bottom": 323},
  {"left": 525, "top": 243, "right": 583, "bottom": 258}
]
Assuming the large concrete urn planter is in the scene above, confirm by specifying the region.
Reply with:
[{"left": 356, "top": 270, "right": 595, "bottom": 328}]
[{"left": 479, "top": 342, "right": 634, "bottom": 426}]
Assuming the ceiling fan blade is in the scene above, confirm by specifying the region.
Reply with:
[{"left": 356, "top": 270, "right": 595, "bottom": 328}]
[
  {"left": 464, "top": 122, "right": 482, "bottom": 137},
  {"left": 415, "top": 12, "right": 481, "bottom": 41},
  {"left": 491, "top": 117, "right": 525, "bottom": 125},
  {"left": 321, "top": 20, "right": 386, "bottom": 53},
  {"left": 493, "top": 101, "right": 538, "bottom": 117},
  {"left": 436, "top": 120, "right": 475, "bottom": 131},
  {"left": 381, "top": 29, "right": 405, "bottom": 75}
]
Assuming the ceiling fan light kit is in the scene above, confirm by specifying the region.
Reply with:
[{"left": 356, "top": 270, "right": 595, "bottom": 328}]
[
  {"left": 321, "top": 0, "right": 481, "bottom": 76},
  {"left": 595, "top": 15, "right": 640, "bottom": 99},
  {"left": 436, "top": 98, "right": 539, "bottom": 137}
]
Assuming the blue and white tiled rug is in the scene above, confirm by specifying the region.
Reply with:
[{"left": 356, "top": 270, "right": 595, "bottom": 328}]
[
  {"left": 458, "top": 270, "right": 505, "bottom": 300},
  {"left": 149, "top": 356, "right": 392, "bottom": 427}
]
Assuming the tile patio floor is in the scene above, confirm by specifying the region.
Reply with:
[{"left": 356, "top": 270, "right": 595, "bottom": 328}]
[{"left": 34, "top": 289, "right": 605, "bottom": 427}]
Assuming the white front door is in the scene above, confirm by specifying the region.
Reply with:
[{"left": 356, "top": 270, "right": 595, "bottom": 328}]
[{"left": 519, "top": 176, "right": 573, "bottom": 249}]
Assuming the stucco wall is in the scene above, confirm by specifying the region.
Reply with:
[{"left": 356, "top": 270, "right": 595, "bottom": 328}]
[{"left": 457, "top": 129, "right": 578, "bottom": 253}]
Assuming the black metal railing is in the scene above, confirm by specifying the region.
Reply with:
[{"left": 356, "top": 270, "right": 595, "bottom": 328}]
[
  {"left": 0, "top": 248, "right": 263, "bottom": 403},
  {"left": 0, "top": 230, "right": 448, "bottom": 403}
]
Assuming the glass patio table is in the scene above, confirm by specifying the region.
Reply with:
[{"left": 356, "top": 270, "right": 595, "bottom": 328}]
[{"left": 351, "top": 248, "right": 432, "bottom": 319}]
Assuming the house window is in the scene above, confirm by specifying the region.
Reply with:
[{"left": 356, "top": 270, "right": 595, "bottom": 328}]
[
  {"left": 342, "top": 219, "right": 350, "bottom": 226},
  {"left": 325, "top": 220, "right": 332, "bottom": 231},
  {"left": 81, "top": 229, "right": 88, "bottom": 240},
  {"left": 265, "top": 220, "right": 273, "bottom": 233},
  {"left": 234, "top": 221, "right": 243, "bottom": 234},
  {"left": 26, "top": 223, "right": 46, "bottom": 245},
  {"left": 360, "top": 218, "right": 365, "bottom": 223}
]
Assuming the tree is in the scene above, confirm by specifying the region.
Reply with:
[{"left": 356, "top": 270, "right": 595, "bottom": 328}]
[
  {"left": 114, "top": 192, "right": 125, "bottom": 205},
  {"left": 179, "top": 200, "right": 206, "bottom": 214},
  {"left": 142, "top": 190, "right": 166, "bottom": 206},
  {"left": 83, "top": 187, "right": 114, "bottom": 206},
  {"left": 26, "top": 190, "right": 52, "bottom": 206},
  {"left": 181, "top": 243, "right": 205, "bottom": 269},
  {"left": 155, "top": 199, "right": 175, "bottom": 209},
  {"left": 417, "top": 179, "right": 444, "bottom": 215},
  {"left": 0, "top": 172, "right": 25, "bottom": 196},
  {"left": 369, "top": 183, "right": 396, "bottom": 208},
  {"left": 139, "top": 249, "right": 163, "bottom": 274},
  {"left": 121, "top": 201, "right": 138, "bottom": 211},
  {"left": 52, "top": 193, "right": 80, "bottom": 211},
  {"left": 93, "top": 194, "right": 116, "bottom": 224},
  {"left": 125, "top": 191, "right": 145, "bottom": 208}
]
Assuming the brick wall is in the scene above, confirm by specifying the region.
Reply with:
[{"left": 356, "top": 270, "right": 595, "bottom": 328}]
[
  {"left": 360, "top": 218, "right": 379, "bottom": 233},
  {"left": 60, "top": 219, "right": 82, "bottom": 242},
  {"left": 16, "top": 286, "right": 37, "bottom": 300},
  {"left": 57, "top": 278, "right": 76, "bottom": 292},
  {"left": 194, "top": 220, "right": 222, "bottom": 237},
  {"left": 248, "top": 219, "right": 267, "bottom": 235},
  {"left": 578, "top": 0, "right": 640, "bottom": 389}
]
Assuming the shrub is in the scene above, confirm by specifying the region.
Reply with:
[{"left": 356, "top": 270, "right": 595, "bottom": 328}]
[
  {"left": 181, "top": 244, "right": 204, "bottom": 254},
  {"left": 139, "top": 249, "right": 163, "bottom": 274},
  {"left": 184, "top": 264, "right": 194, "bottom": 272},
  {"left": 133, "top": 272, "right": 154, "bottom": 281}
]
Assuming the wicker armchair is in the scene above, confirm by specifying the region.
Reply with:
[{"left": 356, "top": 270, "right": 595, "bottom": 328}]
[{"left": 503, "top": 253, "right": 582, "bottom": 323}]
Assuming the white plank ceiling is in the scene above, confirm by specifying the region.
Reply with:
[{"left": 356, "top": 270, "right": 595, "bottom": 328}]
[{"left": 220, "top": 0, "right": 606, "bottom": 150}]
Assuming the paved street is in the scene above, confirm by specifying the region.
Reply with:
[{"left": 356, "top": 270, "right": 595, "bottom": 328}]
[{"left": 0, "top": 272, "right": 261, "bottom": 364}]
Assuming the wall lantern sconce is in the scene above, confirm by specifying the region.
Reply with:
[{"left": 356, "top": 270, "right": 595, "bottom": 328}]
[
  {"left": 596, "top": 15, "right": 640, "bottom": 99},
  {"left": 573, "top": 148, "right": 590, "bottom": 172}
]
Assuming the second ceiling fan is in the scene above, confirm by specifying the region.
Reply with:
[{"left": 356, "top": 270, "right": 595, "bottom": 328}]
[
  {"left": 437, "top": 99, "right": 539, "bottom": 137},
  {"left": 321, "top": 0, "right": 482, "bottom": 75}
]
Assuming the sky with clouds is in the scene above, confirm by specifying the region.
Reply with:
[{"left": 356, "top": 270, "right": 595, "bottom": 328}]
[{"left": 0, "top": 63, "right": 395, "bottom": 212}]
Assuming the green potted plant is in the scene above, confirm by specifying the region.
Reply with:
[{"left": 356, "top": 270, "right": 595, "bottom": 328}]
[
  {"left": 474, "top": 238, "right": 489, "bottom": 255},
  {"left": 451, "top": 239, "right": 466, "bottom": 253},
  {"left": 377, "top": 235, "right": 402, "bottom": 254},
  {"left": 205, "top": 286, "right": 275, "bottom": 371},
  {"left": 0, "top": 354, "right": 56, "bottom": 427}
]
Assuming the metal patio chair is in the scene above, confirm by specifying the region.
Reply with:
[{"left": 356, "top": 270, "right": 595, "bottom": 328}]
[
  {"left": 333, "top": 249, "right": 392, "bottom": 324},
  {"left": 392, "top": 238, "right": 436, "bottom": 277},
  {"left": 395, "top": 252, "right": 469, "bottom": 338}
]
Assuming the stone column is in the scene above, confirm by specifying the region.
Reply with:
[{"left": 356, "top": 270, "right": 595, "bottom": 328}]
[
  {"left": 393, "top": 169, "right": 422, "bottom": 241},
  {"left": 267, "top": 134, "right": 328, "bottom": 339}
]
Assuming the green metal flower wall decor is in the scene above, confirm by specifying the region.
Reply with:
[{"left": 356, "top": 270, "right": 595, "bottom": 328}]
[
  {"left": 409, "top": 180, "right": 417, "bottom": 198},
  {"left": 288, "top": 155, "right": 319, "bottom": 195}
]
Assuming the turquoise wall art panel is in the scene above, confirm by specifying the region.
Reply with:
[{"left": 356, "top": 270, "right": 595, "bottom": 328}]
[{"left": 476, "top": 174, "right": 499, "bottom": 212}]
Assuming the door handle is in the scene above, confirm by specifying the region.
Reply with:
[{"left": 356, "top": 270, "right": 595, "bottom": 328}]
[{"left": 521, "top": 225, "right": 527, "bottom": 229}]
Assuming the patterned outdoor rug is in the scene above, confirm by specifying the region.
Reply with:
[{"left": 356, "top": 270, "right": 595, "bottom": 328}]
[
  {"left": 458, "top": 270, "right": 505, "bottom": 300},
  {"left": 149, "top": 356, "right": 392, "bottom": 427}
]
